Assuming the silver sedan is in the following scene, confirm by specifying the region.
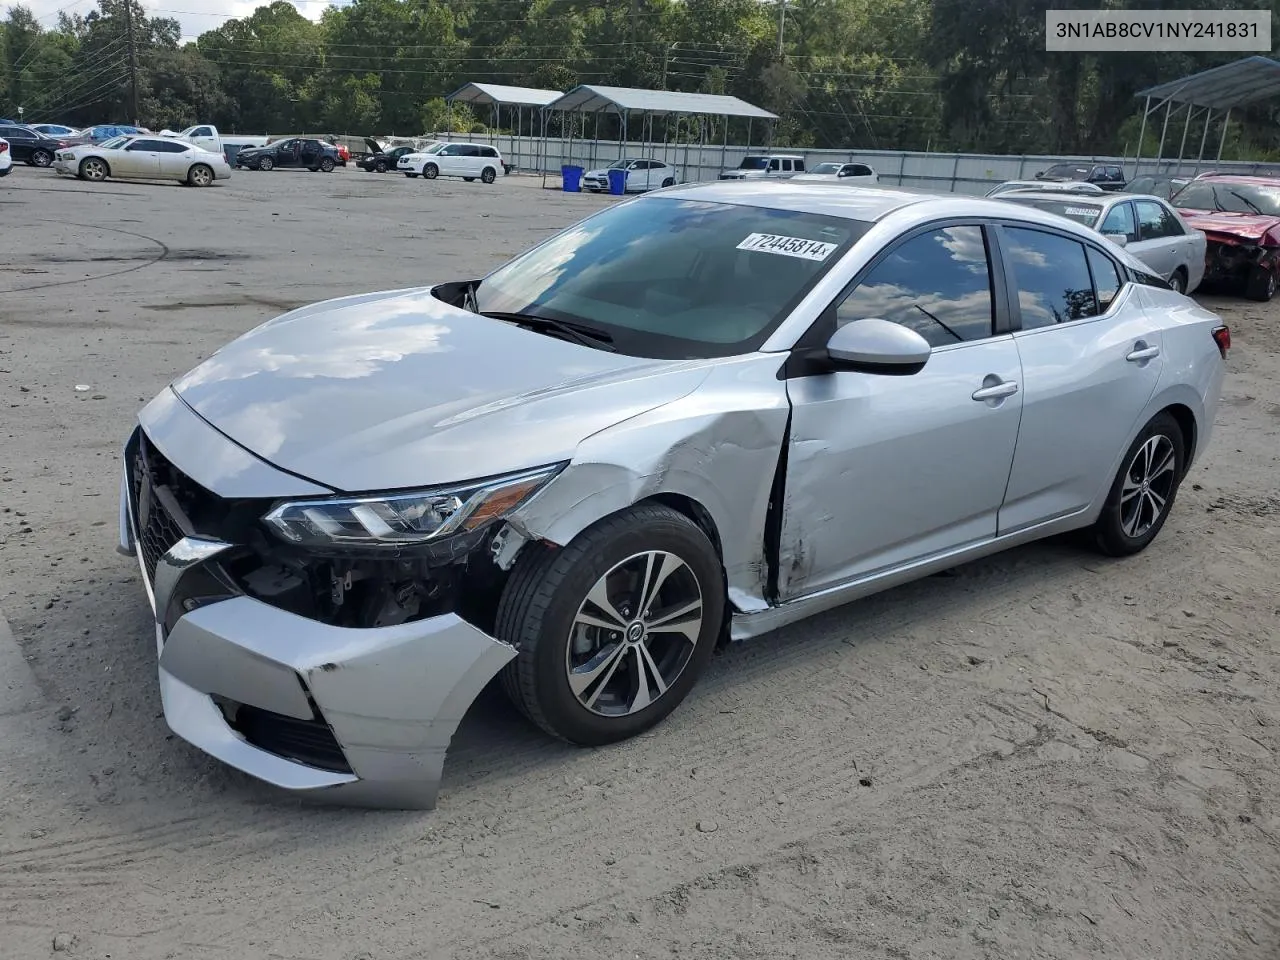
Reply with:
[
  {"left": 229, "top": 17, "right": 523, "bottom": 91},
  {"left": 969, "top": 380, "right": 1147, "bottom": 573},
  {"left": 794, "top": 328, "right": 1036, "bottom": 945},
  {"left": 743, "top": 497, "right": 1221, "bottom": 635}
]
[
  {"left": 54, "top": 134, "right": 231, "bottom": 186},
  {"left": 997, "top": 190, "right": 1207, "bottom": 295},
  {"left": 119, "top": 182, "right": 1230, "bottom": 808}
]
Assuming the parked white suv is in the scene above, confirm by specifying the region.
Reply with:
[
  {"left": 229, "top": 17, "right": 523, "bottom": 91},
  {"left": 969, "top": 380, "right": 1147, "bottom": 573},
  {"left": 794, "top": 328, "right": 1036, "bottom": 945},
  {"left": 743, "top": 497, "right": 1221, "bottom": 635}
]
[
  {"left": 719, "top": 154, "right": 805, "bottom": 180},
  {"left": 0, "top": 137, "right": 11, "bottom": 178},
  {"left": 398, "top": 142, "right": 505, "bottom": 183}
]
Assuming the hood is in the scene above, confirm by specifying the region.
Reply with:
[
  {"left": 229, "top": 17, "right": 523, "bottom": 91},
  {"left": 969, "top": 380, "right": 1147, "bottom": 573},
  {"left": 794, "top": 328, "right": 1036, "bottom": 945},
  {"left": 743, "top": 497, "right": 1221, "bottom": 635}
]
[
  {"left": 170, "top": 287, "right": 712, "bottom": 492},
  {"left": 1177, "top": 208, "right": 1280, "bottom": 243},
  {"left": 363, "top": 137, "right": 385, "bottom": 154}
]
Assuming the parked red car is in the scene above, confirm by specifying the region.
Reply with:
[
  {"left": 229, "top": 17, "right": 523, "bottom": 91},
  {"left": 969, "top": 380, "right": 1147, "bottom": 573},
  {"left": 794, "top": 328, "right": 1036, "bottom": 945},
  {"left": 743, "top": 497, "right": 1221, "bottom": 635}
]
[{"left": 1172, "top": 173, "right": 1280, "bottom": 301}]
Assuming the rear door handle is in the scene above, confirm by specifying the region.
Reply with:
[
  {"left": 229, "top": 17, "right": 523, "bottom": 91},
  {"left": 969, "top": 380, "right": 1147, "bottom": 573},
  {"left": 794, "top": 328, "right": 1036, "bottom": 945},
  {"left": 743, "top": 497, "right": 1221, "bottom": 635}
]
[
  {"left": 1127, "top": 345, "right": 1160, "bottom": 362},
  {"left": 972, "top": 380, "right": 1019, "bottom": 401}
]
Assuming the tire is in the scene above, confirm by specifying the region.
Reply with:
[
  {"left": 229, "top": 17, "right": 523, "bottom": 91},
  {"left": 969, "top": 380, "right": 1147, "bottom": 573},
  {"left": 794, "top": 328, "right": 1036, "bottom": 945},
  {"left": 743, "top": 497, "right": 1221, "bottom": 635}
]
[
  {"left": 1091, "top": 411, "right": 1185, "bottom": 557},
  {"left": 1168, "top": 268, "right": 1187, "bottom": 295},
  {"left": 187, "top": 163, "right": 214, "bottom": 187},
  {"left": 78, "top": 157, "right": 109, "bottom": 182},
  {"left": 496, "top": 503, "right": 724, "bottom": 746},
  {"left": 405, "top": 172, "right": 417, "bottom": 178},
  {"left": 661, "top": 177, "right": 675, "bottom": 187},
  {"left": 463, "top": 177, "right": 475, "bottom": 182},
  {"left": 259, "top": 156, "right": 274, "bottom": 171},
  {"left": 30, "top": 148, "right": 53, "bottom": 167},
  {"left": 481, "top": 167, "right": 496, "bottom": 184},
  {"left": 424, "top": 163, "right": 438, "bottom": 180},
  {"left": 319, "top": 157, "right": 335, "bottom": 173},
  {"left": 374, "top": 159, "right": 387, "bottom": 173},
  {"left": 1245, "top": 264, "right": 1276, "bottom": 302}
]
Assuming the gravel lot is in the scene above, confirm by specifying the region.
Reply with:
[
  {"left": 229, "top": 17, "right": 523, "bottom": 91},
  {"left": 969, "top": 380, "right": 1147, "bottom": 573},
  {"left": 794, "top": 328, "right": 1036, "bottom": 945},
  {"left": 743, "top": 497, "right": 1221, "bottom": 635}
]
[{"left": 2, "top": 165, "right": 1278, "bottom": 960}]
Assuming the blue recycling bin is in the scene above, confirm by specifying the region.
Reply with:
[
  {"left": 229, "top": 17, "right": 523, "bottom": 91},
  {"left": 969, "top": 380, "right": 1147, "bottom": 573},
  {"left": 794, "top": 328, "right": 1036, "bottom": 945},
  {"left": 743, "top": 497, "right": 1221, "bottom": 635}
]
[
  {"left": 606, "top": 168, "right": 627, "bottom": 195},
  {"left": 561, "top": 164, "right": 583, "bottom": 192}
]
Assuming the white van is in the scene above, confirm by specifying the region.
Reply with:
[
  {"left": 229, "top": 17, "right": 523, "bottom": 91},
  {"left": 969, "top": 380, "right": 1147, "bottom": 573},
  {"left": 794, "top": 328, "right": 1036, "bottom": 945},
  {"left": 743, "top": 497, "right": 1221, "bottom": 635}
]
[{"left": 397, "top": 142, "right": 505, "bottom": 183}]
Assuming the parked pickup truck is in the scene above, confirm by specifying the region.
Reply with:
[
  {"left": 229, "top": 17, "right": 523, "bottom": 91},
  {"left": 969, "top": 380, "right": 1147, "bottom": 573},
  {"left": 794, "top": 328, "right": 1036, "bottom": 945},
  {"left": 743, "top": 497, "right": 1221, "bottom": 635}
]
[{"left": 159, "top": 125, "right": 269, "bottom": 156}]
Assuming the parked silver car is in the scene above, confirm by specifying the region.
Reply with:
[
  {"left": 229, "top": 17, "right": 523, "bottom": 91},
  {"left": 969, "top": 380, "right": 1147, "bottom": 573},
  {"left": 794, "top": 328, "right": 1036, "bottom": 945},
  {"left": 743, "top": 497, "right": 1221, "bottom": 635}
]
[
  {"left": 997, "top": 190, "right": 1207, "bottom": 294},
  {"left": 120, "top": 182, "right": 1230, "bottom": 808}
]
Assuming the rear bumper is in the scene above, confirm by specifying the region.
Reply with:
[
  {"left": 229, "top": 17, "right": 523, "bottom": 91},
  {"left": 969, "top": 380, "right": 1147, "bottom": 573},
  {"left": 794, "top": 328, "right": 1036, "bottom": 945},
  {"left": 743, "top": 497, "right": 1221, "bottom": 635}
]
[{"left": 119, "top": 408, "right": 516, "bottom": 809}]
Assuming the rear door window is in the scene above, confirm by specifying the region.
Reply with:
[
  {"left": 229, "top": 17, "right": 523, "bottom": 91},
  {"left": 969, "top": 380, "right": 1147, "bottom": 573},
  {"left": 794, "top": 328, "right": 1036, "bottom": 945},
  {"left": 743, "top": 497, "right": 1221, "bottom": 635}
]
[{"left": 1003, "top": 227, "right": 1099, "bottom": 328}]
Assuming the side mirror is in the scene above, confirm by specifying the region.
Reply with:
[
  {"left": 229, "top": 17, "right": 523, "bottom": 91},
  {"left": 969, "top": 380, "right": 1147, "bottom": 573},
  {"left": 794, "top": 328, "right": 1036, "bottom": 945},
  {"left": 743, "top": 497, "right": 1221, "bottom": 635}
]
[
  {"left": 826, "top": 318, "right": 931, "bottom": 375},
  {"left": 1102, "top": 232, "right": 1129, "bottom": 248}
]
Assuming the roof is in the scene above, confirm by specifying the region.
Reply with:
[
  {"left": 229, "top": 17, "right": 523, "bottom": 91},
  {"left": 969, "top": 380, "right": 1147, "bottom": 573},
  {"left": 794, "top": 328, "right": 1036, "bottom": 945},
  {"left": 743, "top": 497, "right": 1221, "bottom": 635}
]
[
  {"left": 546, "top": 85, "right": 777, "bottom": 120},
  {"left": 650, "top": 180, "right": 924, "bottom": 220},
  {"left": 1136, "top": 56, "right": 1280, "bottom": 110},
  {"left": 445, "top": 82, "right": 562, "bottom": 108}
]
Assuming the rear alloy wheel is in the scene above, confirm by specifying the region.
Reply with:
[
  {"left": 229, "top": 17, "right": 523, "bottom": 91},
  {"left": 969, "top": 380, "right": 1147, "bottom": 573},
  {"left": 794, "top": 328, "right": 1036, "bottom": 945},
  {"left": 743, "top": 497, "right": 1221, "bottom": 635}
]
[
  {"left": 259, "top": 156, "right": 274, "bottom": 171},
  {"left": 497, "top": 503, "right": 724, "bottom": 746},
  {"left": 319, "top": 157, "right": 335, "bottom": 173},
  {"left": 1246, "top": 265, "right": 1277, "bottom": 302},
  {"left": 1091, "top": 411, "right": 1185, "bottom": 557},
  {"left": 30, "top": 148, "right": 53, "bottom": 167},
  {"left": 79, "top": 157, "right": 108, "bottom": 182},
  {"left": 424, "top": 163, "right": 438, "bottom": 180},
  {"left": 187, "top": 163, "right": 214, "bottom": 187},
  {"left": 1169, "top": 268, "right": 1187, "bottom": 295},
  {"left": 481, "top": 167, "right": 496, "bottom": 184},
  {"left": 661, "top": 177, "right": 675, "bottom": 187}
]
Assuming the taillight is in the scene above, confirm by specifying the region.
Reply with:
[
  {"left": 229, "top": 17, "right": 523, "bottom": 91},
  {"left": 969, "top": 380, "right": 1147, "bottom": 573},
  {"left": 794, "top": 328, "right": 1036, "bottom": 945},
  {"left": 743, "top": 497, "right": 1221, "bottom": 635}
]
[{"left": 1212, "top": 325, "right": 1231, "bottom": 357}]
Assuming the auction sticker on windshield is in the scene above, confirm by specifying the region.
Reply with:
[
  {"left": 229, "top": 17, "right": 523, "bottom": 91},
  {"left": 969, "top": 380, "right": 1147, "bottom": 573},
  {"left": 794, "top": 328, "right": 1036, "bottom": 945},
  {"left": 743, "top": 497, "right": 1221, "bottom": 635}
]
[{"left": 737, "top": 233, "right": 838, "bottom": 261}]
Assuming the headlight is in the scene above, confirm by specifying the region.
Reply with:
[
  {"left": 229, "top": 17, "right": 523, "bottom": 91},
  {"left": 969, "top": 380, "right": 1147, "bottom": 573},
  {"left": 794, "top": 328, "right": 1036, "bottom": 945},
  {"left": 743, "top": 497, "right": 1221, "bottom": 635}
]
[{"left": 262, "top": 464, "right": 562, "bottom": 547}]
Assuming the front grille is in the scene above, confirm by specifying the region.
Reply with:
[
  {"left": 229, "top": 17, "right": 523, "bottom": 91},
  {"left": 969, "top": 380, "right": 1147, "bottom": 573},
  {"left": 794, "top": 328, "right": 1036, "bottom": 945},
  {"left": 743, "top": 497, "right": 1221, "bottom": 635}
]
[
  {"left": 132, "top": 438, "right": 190, "bottom": 585},
  {"left": 228, "top": 703, "right": 353, "bottom": 774}
]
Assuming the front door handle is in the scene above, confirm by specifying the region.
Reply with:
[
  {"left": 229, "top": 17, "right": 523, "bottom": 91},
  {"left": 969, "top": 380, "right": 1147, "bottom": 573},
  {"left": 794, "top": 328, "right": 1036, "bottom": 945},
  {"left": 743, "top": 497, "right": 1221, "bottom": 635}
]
[
  {"left": 972, "top": 379, "right": 1019, "bottom": 401},
  {"left": 1127, "top": 344, "right": 1160, "bottom": 362}
]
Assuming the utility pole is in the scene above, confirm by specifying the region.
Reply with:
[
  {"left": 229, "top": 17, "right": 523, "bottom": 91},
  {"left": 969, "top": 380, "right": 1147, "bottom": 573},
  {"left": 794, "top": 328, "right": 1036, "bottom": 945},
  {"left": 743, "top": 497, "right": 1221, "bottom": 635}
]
[
  {"left": 776, "top": 0, "right": 787, "bottom": 57},
  {"left": 125, "top": 0, "right": 140, "bottom": 126}
]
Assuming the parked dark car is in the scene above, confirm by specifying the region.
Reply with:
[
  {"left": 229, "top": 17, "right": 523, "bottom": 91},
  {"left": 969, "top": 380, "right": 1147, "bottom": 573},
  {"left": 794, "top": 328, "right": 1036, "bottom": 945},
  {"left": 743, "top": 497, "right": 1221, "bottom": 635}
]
[
  {"left": 0, "top": 123, "right": 65, "bottom": 166},
  {"left": 235, "top": 137, "right": 339, "bottom": 172},
  {"left": 357, "top": 140, "right": 416, "bottom": 172},
  {"left": 1121, "top": 174, "right": 1190, "bottom": 201},
  {"left": 1034, "top": 161, "right": 1126, "bottom": 192}
]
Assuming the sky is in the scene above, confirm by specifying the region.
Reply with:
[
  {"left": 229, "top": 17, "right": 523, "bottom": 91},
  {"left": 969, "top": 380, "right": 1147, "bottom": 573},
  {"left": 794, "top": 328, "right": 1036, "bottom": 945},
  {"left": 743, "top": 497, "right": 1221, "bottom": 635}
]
[{"left": 20, "top": 0, "right": 340, "bottom": 43}]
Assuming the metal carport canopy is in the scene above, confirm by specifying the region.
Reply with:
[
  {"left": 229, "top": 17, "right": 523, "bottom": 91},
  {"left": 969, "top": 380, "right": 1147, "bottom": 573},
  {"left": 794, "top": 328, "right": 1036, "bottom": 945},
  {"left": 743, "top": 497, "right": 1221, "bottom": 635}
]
[
  {"left": 1131, "top": 56, "right": 1280, "bottom": 174},
  {"left": 444, "top": 82, "right": 562, "bottom": 108},
  {"left": 1135, "top": 55, "right": 1280, "bottom": 110},
  {"left": 546, "top": 85, "right": 777, "bottom": 119}
]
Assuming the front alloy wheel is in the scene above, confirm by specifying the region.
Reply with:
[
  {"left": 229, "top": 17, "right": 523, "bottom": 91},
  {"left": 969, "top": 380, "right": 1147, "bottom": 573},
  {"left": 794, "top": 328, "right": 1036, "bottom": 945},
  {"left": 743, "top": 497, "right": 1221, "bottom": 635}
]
[
  {"left": 565, "top": 551, "right": 704, "bottom": 718},
  {"left": 498, "top": 503, "right": 724, "bottom": 745},
  {"left": 79, "top": 157, "right": 108, "bottom": 182},
  {"left": 259, "top": 156, "right": 274, "bottom": 171},
  {"left": 424, "top": 163, "right": 438, "bottom": 179}
]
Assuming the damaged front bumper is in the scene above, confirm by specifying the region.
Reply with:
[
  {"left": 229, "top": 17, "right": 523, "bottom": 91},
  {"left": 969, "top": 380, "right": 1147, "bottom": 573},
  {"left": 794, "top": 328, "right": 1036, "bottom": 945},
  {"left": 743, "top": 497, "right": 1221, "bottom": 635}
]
[
  {"left": 1203, "top": 237, "right": 1280, "bottom": 285},
  {"left": 118, "top": 403, "right": 516, "bottom": 810}
]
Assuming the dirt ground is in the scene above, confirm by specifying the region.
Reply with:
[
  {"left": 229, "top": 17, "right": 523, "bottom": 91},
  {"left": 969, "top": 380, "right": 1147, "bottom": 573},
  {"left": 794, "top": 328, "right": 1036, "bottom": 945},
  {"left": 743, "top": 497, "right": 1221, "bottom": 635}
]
[{"left": 1, "top": 165, "right": 1278, "bottom": 960}]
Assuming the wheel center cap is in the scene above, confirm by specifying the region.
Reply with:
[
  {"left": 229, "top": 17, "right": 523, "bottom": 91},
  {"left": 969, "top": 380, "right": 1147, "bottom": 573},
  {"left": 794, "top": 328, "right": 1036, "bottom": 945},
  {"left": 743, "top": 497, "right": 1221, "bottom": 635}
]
[{"left": 626, "top": 621, "right": 646, "bottom": 644}]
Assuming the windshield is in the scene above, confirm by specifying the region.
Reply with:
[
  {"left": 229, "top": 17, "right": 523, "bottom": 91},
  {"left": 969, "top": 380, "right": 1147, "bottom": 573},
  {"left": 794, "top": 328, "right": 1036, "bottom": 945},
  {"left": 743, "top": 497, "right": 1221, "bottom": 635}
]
[
  {"left": 607, "top": 159, "right": 632, "bottom": 169},
  {"left": 1172, "top": 180, "right": 1280, "bottom": 215},
  {"left": 1041, "top": 163, "right": 1090, "bottom": 179},
  {"left": 1003, "top": 197, "right": 1103, "bottom": 227},
  {"left": 738, "top": 156, "right": 770, "bottom": 170},
  {"left": 811, "top": 163, "right": 842, "bottom": 174},
  {"left": 99, "top": 136, "right": 131, "bottom": 149},
  {"left": 474, "top": 197, "right": 868, "bottom": 359},
  {"left": 423, "top": 142, "right": 445, "bottom": 154}
]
